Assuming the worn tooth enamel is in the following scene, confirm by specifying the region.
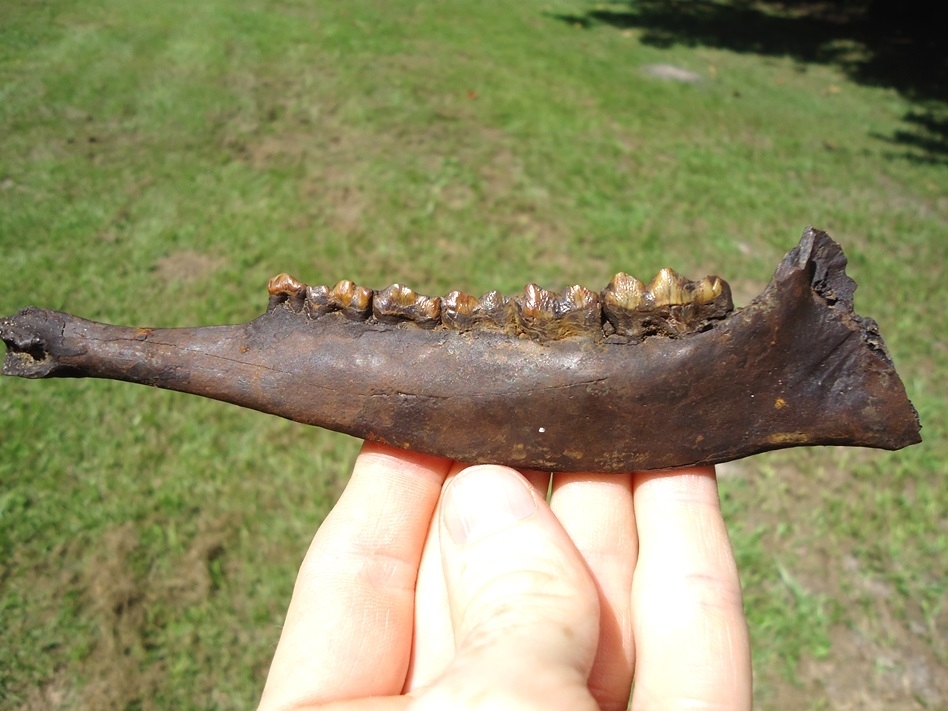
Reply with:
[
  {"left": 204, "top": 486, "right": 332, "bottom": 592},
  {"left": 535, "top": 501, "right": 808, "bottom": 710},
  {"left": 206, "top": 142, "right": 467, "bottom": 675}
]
[
  {"left": 374, "top": 284, "right": 441, "bottom": 328},
  {"left": 373, "top": 283, "right": 416, "bottom": 323},
  {"left": 442, "top": 291, "right": 479, "bottom": 330},
  {"left": 514, "top": 284, "right": 560, "bottom": 339},
  {"left": 414, "top": 295, "right": 441, "bottom": 325},
  {"left": 602, "top": 273, "right": 647, "bottom": 310},
  {"left": 560, "top": 284, "right": 599, "bottom": 311},
  {"left": 601, "top": 273, "right": 648, "bottom": 337},
  {"left": 304, "top": 284, "right": 332, "bottom": 317},
  {"left": 330, "top": 280, "right": 373, "bottom": 319},
  {"left": 557, "top": 285, "right": 602, "bottom": 335},
  {"left": 267, "top": 273, "right": 308, "bottom": 312},
  {"left": 698, "top": 276, "right": 734, "bottom": 321},
  {"left": 647, "top": 268, "right": 691, "bottom": 307},
  {"left": 473, "top": 290, "right": 514, "bottom": 329},
  {"left": 710, "top": 277, "right": 733, "bottom": 312},
  {"left": 693, "top": 276, "right": 723, "bottom": 304},
  {"left": 267, "top": 273, "right": 306, "bottom": 296},
  {"left": 516, "top": 284, "right": 559, "bottom": 318},
  {"left": 662, "top": 274, "right": 735, "bottom": 336}
]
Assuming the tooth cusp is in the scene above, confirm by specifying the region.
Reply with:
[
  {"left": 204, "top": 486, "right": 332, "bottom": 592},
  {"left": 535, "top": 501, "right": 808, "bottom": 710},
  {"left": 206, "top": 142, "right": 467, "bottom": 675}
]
[
  {"left": 442, "top": 291, "right": 479, "bottom": 330},
  {"left": 703, "top": 276, "right": 733, "bottom": 315},
  {"left": 693, "top": 276, "right": 722, "bottom": 304},
  {"left": 647, "top": 268, "right": 690, "bottom": 307},
  {"left": 559, "top": 284, "right": 602, "bottom": 333},
  {"left": 602, "top": 273, "right": 647, "bottom": 337},
  {"left": 472, "top": 290, "right": 515, "bottom": 330},
  {"left": 514, "top": 284, "right": 560, "bottom": 339},
  {"left": 374, "top": 284, "right": 442, "bottom": 328},
  {"left": 304, "top": 284, "right": 332, "bottom": 317},
  {"left": 330, "top": 280, "right": 373, "bottom": 319},
  {"left": 511, "top": 284, "right": 603, "bottom": 340}
]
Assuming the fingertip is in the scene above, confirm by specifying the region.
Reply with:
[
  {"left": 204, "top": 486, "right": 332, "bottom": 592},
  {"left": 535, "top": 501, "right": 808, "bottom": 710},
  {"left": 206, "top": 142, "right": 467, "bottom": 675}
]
[{"left": 441, "top": 465, "right": 538, "bottom": 544}]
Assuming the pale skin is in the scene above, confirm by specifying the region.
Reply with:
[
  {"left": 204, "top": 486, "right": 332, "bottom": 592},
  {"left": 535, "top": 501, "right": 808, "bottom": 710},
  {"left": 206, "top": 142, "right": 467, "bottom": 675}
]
[{"left": 258, "top": 442, "right": 753, "bottom": 711}]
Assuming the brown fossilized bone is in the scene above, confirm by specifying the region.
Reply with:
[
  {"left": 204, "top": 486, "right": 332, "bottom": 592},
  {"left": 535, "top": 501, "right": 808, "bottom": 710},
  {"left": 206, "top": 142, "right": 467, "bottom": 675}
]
[{"left": 0, "top": 228, "right": 921, "bottom": 472}]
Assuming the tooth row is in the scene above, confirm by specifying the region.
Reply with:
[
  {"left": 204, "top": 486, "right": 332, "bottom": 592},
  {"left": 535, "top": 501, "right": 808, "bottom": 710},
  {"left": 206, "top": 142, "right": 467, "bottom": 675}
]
[{"left": 267, "top": 270, "right": 733, "bottom": 339}]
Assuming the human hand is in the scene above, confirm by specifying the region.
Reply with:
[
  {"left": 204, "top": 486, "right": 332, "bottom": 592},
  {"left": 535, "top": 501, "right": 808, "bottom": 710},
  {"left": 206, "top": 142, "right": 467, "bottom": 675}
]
[{"left": 258, "top": 442, "right": 752, "bottom": 711}]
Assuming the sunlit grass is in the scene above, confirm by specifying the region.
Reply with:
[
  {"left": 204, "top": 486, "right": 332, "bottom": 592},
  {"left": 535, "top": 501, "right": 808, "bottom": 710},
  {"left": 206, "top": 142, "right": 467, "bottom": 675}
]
[{"left": 1, "top": 0, "right": 945, "bottom": 707}]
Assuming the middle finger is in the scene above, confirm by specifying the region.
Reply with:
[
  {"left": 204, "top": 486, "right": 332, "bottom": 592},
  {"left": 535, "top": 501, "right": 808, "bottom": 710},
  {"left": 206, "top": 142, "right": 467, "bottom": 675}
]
[{"left": 550, "top": 473, "right": 637, "bottom": 711}]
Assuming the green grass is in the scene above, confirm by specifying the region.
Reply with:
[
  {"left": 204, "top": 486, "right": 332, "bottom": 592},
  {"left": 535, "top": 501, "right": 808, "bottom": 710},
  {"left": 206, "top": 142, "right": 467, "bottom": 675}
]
[{"left": 1, "top": 1, "right": 946, "bottom": 708}]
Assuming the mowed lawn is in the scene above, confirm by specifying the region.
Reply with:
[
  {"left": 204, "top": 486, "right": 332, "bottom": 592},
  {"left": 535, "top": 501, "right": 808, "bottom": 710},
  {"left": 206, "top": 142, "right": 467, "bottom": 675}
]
[{"left": 1, "top": 1, "right": 945, "bottom": 709}]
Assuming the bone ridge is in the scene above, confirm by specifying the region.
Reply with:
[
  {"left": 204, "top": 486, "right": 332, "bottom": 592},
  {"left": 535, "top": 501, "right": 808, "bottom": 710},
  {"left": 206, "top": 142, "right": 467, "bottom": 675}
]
[{"left": 266, "top": 270, "right": 734, "bottom": 341}]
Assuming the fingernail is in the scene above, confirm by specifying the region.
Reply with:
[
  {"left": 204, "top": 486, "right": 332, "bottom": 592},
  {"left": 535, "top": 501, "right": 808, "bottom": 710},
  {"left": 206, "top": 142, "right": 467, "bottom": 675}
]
[{"left": 443, "top": 466, "right": 537, "bottom": 544}]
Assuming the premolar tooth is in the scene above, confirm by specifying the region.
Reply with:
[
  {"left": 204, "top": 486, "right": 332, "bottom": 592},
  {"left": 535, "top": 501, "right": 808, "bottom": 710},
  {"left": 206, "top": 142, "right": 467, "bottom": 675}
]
[
  {"left": 267, "top": 273, "right": 306, "bottom": 296},
  {"left": 515, "top": 284, "right": 559, "bottom": 339},
  {"left": 647, "top": 268, "right": 690, "bottom": 306},
  {"left": 473, "top": 290, "right": 514, "bottom": 329},
  {"left": 560, "top": 284, "right": 599, "bottom": 310},
  {"left": 304, "top": 284, "right": 332, "bottom": 317},
  {"left": 374, "top": 284, "right": 441, "bottom": 328},
  {"left": 267, "top": 273, "right": 308, "bottom": 312},
  {"left": 442, "top": 291, "right": 479, "bottom": 330},
  {"left": 557, "top": 285, "right": 602, "bottom": 335},
  {"left": 330, "top": 280, "right": 372, "bottom": 319},
  {"left": 517, "top": 284, "right": 558, "bottom": 318}
]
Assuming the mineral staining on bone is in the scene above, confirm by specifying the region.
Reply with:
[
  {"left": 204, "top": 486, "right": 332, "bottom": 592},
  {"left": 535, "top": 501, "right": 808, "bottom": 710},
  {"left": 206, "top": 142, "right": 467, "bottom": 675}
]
[{"left": 267, "top": 268, "right": 734, "bottom": 342}]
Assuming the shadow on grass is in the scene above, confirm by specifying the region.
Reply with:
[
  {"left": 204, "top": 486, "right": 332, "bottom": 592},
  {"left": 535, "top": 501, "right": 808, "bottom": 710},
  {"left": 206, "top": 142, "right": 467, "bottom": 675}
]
[{"left": 554, "top": 1, "right": 948, "bottom": 164}]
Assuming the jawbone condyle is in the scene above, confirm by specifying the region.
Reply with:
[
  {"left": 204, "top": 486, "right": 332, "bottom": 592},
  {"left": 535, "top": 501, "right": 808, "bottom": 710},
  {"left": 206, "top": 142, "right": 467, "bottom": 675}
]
[{"left": 1, "top": 228, "right": 922, "bottom": 472}]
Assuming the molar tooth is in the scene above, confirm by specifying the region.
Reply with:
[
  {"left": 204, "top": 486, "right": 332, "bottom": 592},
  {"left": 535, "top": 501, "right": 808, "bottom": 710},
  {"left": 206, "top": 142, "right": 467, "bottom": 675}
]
[
  {"left": 373, "top": 284, "right": 441, "bottom": 328},
  {"left": 442, "top": 291, "right": 479, "bottom": 330},
  {"left": 647, "top": 268, "right": 691, "bottom": 307},
  {"left": 700, "top": 276, "right": 733, "bottom": 317},
  {"left": 602, "top": 273, "right": 648, "bottom": 337},
  {"left": 267, "top": 273, "right": 308, "bottom": 312},
  {"left": 330, "top": 280, "right": 373, "bottom": 319},
  {"left": 602, "top": 273, "right": 647, "bottom": 310},
  {"left": 693, "top": 276, "right": 723, "bottom": 304}
]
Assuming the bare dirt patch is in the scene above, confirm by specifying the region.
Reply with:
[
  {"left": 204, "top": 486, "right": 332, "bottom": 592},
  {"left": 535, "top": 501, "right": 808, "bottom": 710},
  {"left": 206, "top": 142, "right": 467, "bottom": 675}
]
[
  {"left": 741, "top": 453, "right": 948, "bottom": 710},
  {"left": 152, "top": 251, "right": 225, "bottom": 285},
  {"left": 75, "top": 524, "right": 161, "bottom": 711},
  {"left": 641, "top": 63, "right": 703, "bottom": 82},
  {"left": 11, "top": 516, "right": 243, "bottom": 711}
]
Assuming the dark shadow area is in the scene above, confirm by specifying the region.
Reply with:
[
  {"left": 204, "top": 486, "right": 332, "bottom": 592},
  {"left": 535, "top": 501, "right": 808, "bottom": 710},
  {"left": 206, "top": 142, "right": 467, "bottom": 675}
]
[
  {"left": 554, "top": 1, "right": 948, "bottom": 163},
  {"left": 877, "top": 107, "right": 948, "bottom": 165}
]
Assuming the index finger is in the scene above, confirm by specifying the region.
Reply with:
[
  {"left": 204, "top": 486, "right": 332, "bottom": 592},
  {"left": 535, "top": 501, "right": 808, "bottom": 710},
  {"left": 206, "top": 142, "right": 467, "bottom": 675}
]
[{"left": 259, "top": 442, "right": 454, "bottom": 710}]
